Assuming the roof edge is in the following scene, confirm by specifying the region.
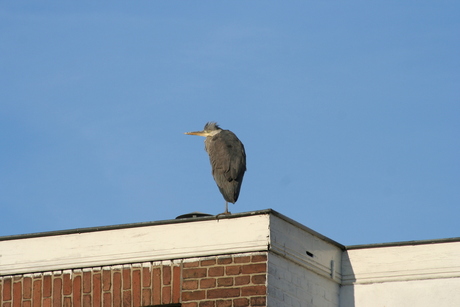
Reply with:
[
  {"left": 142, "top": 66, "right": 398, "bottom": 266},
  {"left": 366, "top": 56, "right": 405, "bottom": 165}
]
[
  {"left": 346, "top": 236, "right": 460, "bottom": 250},
  {"left": 2, "top": 209, "right": 456, "bottom": 250},
  {"left": 0, "top": 209, "right": 274, "bottom": 242}
]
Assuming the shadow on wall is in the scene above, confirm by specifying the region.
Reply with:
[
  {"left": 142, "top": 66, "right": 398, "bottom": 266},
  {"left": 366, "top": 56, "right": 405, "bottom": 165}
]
[{"left": 339, "top": 251, "right": 356, "bottom": 307}]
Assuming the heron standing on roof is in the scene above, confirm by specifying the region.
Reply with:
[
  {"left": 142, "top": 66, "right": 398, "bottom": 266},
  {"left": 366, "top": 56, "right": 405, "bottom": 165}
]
[{"left": 185, "top": 122, "right": 246, "bottom": 215}]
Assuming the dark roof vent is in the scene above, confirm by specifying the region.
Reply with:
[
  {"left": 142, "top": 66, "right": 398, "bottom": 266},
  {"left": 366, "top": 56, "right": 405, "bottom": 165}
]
[{"left": 175, "top": 212, "right": 213, "bottom": 219}]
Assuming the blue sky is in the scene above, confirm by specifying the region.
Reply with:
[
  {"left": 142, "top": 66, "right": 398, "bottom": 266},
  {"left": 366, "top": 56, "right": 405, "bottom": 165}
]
[{"left": 1, "top": 1, "right": 459, "bottom": 245}]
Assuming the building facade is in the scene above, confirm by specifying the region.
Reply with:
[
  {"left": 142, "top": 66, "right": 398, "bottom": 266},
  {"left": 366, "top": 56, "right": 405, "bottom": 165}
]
[{"left": 1, "top": 209, "right": 459, "bottom": 307}]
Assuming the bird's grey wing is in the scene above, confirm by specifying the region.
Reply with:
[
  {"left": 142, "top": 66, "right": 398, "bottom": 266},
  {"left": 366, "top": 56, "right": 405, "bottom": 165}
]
[{"left": 208, "top": 131, "right": 246, "bottom": 182}]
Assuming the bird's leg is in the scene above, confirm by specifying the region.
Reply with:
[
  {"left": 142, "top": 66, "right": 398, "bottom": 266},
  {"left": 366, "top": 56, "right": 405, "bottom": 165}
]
[
  {"left": 216, "top": 201, "right": 232, "bottom": 219},
  {"left": 216, "top": 202, "right": 231, "bottom": 217}
]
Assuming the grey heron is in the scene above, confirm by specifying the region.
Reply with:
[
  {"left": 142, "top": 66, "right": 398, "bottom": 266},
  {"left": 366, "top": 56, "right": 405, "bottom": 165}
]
[{"left": 185, "top": 122, "right": 246, "bottom": 214}]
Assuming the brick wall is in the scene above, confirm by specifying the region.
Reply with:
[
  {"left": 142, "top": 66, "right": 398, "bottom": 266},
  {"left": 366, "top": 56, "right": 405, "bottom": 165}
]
[
  {"left": 181, "top": 253, "right": 267, "bottom": 307},
  {"left": 0, "top": 252, "right": 267, "bottom": 307}
]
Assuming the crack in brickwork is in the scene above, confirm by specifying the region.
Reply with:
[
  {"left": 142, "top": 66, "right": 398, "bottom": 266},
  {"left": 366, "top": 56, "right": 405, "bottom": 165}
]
[{"left": 0, "top": 252, "right": 267, "bottom": 307}]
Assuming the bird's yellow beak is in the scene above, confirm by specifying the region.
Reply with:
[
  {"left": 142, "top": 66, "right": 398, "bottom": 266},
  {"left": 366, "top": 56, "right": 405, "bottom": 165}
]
[{"left": 184, "top": 131, "right": 210, "bottom": 137}]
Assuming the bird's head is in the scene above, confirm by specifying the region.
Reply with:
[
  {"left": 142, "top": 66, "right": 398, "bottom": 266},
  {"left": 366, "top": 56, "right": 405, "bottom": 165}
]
[{"left": 185, "top": 122, "right": 222, "bottom": 137}]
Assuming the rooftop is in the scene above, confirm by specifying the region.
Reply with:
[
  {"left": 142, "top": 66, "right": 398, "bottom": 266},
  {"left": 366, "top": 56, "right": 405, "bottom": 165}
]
[{"left": 2, "top": 209, "right": 458, "bottom": 248}]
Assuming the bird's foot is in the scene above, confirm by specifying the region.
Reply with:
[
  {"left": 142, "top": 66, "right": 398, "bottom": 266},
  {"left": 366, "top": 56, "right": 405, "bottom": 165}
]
[{"left": 216, "top": 211, "right": 232, "bottom": 218}]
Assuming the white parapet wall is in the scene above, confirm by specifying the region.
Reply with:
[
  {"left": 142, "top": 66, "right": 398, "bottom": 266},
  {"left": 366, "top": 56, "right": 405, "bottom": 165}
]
[
  {"left": 340, "top": 240, "right": 460, "bottom": 307},
  {"left": 0, "top": 212, "right": 272, "bottom": 275},
  {"left": 268, "top": 214, "right": 343, "bottom": 307}
]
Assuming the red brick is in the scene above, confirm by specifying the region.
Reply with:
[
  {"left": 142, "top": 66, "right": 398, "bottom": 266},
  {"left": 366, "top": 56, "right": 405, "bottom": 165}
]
[
  {"left": 183, "top": 280, "right": 198, "bottom": 290},
  {"left": 13, "top": 281, "right": 21, "bottom": 307},
  {"left": 234, "top": 256, "right": 251, "bottom": 264},
  {"left": 225, "top": 265, "right": 241, "bottom": 276},
  {"left": 199, "top": 278, "right": 216, "bottom": 289},
  {"left": 241, "top": 285, "right": 266, "bottom": 296},
  {"left": 141, "top": 289, "right": 151, "bottom": 306},
  {"left": 182, "top": 303, "right": 198, "bottom": 307},
  {"left": 113, "top": 272, "right": 121, "bottom": 307},
  {"left": 217, "top": 277, "right": 233, "bottom": 287},
  {"left": 72, "top": 275, "right": 81, "bottom": 307},
  {"left": 3, "top": 303, "right": 11, "bottom": 307},
  {"left": 43, "top": 297, "right": 51, "bottom": 307},
  {"left": 132, "top": 269, "right": 141, "bottom": 307},
  {"left": 252, "top": 274, "right": 266, "bottom": 285},
  {"left": 32, "top": 296, "right": 42, "bottom": 307},
  {"left": 32, "top": 279, "right": 42, "bottom": 307},
  {"left": 23, "top": 277, "right": 32, "bottom": 299},
  {"left": 162, "top": 285, "right": 171, "bottom": 304},
  {"left": 93, "top": 273, "right": 101, "bottom": 307},
  {"left": 43, "top": 275, "right": 52, "bottom": 298},
  {"left": 234, "top": 276, "right": 250, "bottom": 286},
  {"left": 172, "top": 265, "right": 181, "bottom": 303},
  {"left": 251, "top": 296, "right": 266, "bottom": 306},
  {"left": 23, "top": 301, "right": 31, "bottom": 307},
  {"left": 182, "top": 290, "right": 205, "bottom": 301},
  {"left": 208, "top": 267, "right": 224, "bottom": 277},
  {"left": 142, "top": 267, "right": 151, "bottom": 287},
  {"left": 3, "top": 277, "right": 12, "bottom": 300},
  {"left": 200, "top": 259, "right": 216, "bottom": 266},
  {"left": 199, "top": 301, "right": 215, "bottom": 307},
  {"left": 0, "top": 282, "right": 2, "bottom": 305},
  {"left": 83, "top": 294, "right": 91, "bottom": 306},
  {"left": 63, "top": 273, "right": 72, "bottom": 295},
  {"left": 103, "top": 293, "right": 111, "bottom": 307},
  {"left": 216, "top": 300, "right": 232, "bottom": 307},
  {"left": 251, "top": 254, "right": 267, "bottom": 262},
  {"left": 52, "top": 277, "right": 62, "bottom": 307},
  {"left": 152, "top": 267, "right": 161, "bottom": 305},
  {"left": 163, "top": 265, "right": 171, "bottom": 286},
  {"left": 183, "top": 268, "right": 207, "bottom": 279},
  {"left": 63, "top": 297, "right": 71, "bottom": 307},
  {"left": 102, "top": 270, "right": 111, "bottom": 291},
  {"left": 233, "top": 298, "right": 249, "bottom": 307},
  {"left": 217, "top": 257, "right": 232, "bottom": 265},
  {"left": 123, "top": 290, "right": 131, "bottom": 307},
  {"left": 183, "top": 261, "right": 199, "bottom": 268},
  {"left": 207, "top": 288, "right": 240, "bottom": 299},
  {"left": 241, "top": 263, "right": 266, "bottom": 274},
  {"left": 122, "top": 268, "right": 131, "bottom": 290},
  {"left": 83, "top": 271, "right": 91, "bottom": 293}
]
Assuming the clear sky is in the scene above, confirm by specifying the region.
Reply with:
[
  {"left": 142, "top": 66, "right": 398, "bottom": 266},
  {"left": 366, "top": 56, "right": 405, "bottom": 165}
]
[{"left": 1, "top": 1, "right": 459, "bottom": 245}]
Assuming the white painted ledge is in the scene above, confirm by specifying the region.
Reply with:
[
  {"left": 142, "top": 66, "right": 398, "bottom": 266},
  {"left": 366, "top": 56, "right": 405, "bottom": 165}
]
[
  {"left": 0, "top": 214, "right": 270, "bottom": 275},
  {"left": 342, "top": 241, "right": 460, "bottom": 284}
]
